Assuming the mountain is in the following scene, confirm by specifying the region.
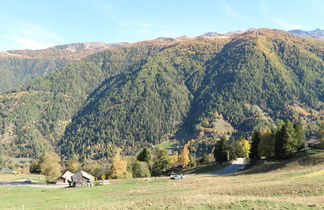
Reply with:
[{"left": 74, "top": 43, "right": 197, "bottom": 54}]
[
  {"left": 289, "top": 29, "right": 324, "bottom": 40},
  {"left": 0, "top": 29, "right": 323, "bottom": 160},
  {"left": 0, "top": 42, "right": 128, "bottom": 93},
  {"left": 59, "top": 29, "right": 323, "bottom": 160},
  {"left": 0, "top": 39, "right": 174, "bottom": 158}
]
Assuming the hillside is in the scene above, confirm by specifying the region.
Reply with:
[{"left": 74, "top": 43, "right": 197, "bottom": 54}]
[
  {"left": 60, "top": 29, "right": 323, "bottom": 160},
  {"left": 0, "top": 28, "right": 323, "bottom": 160},
  {"left": 0, "top": 40, "right": 174, "bottom": 158},
  {"left": 0, "top": 42, "right": 127, "bottom": 93}
]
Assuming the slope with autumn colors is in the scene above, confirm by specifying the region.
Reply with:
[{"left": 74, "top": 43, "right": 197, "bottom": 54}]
[
  {"left": 0, "top": 42, "right": 128, "bottom": 93},
  {"left": 0, "top": 29, "right": 323, "bottom": 160}
]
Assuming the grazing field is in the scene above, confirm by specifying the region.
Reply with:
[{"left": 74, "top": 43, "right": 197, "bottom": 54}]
[
  {"left": 0, "top": 173, "right": 46, "bottom": 183},
  {"left": 0, "top": 152, "right": 323, "bottom": 209}
]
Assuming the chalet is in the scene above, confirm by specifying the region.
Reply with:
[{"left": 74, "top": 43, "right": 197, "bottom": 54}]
[
  {"left": 71, "top": 170, "right": 94, "bottom": 187},
  {"left": 56, "top": 171, "right": 74, "bottom": 185},
  {"left": 0, "top": 168, "right": 16, "bottom": 174},
  {"left": 306, "top": 139, "right": 321, "bottom": 149}
]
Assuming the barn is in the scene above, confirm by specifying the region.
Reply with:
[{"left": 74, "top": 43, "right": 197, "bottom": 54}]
[
  {"left": 56, "top": 171, "right": 74, "bottom": 185},
  {"left": 71, "top": 170, "right": 94, "bottom": 187}
]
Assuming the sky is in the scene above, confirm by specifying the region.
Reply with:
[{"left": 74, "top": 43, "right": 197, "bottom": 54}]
[{"left": 0, "top": 0, "right": 323, "bottom": 51}]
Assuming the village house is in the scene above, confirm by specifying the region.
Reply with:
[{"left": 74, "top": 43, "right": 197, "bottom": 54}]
[
  {"left": 56, "top": 171, "right": 74, "bottom": 185},
  {"left": 71, "top": 170, "right": 94, "bottom": 187},
  {"left": 306, "top": 139, "right": 321, "bottom": 149},
  {"left": 0, "top": 168, "right": 17, "bottom": 174}
]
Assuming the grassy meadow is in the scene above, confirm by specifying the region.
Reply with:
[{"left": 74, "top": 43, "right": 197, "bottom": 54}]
[{"left": 0, "top": 151, "right": 323, "bottom": 209}]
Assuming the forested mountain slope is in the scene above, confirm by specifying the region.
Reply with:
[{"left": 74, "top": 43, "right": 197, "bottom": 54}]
[
  {"left": 60, "top": 29, "right": 323, "bottom": 160},
  {"left": 0, "top": 29, "right": 323, "bottom": 160},
  {"left": 0, "top": 40, "right": 172, "bottom": 158},
  {"left": 0, "top": 42, "right": 127, "bottom": 93}
]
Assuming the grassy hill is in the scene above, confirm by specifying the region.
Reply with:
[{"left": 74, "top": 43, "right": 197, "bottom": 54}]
[{"left": 0, "top": 151, "right": 323, "bottom": 209}]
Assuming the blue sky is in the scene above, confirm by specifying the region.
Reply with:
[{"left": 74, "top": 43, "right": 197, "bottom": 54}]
[{"left": 0, "top": 0, "right": 323, "bottom": 51}]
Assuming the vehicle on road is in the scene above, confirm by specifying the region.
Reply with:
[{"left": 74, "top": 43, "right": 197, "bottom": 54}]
[{"left": 170, "top": 175, "right": 185, "bottom": 180}]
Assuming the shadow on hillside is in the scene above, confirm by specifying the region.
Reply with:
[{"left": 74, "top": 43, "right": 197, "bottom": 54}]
[{"left": 174, "top": 127, "right": 195, "bottom": 145}]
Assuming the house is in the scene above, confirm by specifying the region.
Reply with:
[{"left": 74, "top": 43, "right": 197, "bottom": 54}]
[
  {"left": 0, "top": 168, "right": 16, "bottom": 174},
  {"left": 306, "top": 139, "right": 320, "bottom": 149},
  {"left": 71, "top": 170, "right": 94, "bottom": 187},
  {"left": 56, "top": 171, "right": 74, "bottom": 185}
]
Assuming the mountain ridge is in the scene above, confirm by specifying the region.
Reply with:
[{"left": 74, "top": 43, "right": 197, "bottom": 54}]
[{"left": 0, "top": 28, "right": 323, "bottom": 160}]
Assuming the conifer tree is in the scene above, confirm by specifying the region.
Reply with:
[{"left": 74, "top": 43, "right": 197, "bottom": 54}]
[
  {"left": 250, "top": 131, "right": 261, "bottom": 160},
  {"left": 275, "top": 121, "right": 298, "bottom": 159},
  {"left": 137, "top": 148, "right": 151, "bottom": 162},
  {"left": 213, "top": 139, "right": 229, "bottom": 163}
]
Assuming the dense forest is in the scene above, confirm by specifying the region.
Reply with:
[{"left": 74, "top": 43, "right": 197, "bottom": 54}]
[{"left": 0, "top": 29, "right": 323, "bottom": 161}]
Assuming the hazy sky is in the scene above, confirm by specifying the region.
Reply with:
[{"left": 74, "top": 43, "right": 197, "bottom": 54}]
[{"left": 0, "top": 0, "right": 323, "bottom": 51}]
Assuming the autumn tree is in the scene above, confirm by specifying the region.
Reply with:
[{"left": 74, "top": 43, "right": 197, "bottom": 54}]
[
  {"left": 179, "top": 144, "right": 190, "bottom": 167},
  {"left": 234, "top": 139, "right": 251, "bottom": 158},
  {"left": 179, "top": 140, "right": 195, "bottom": 167},
  {"left": 129, "top": 158, "right": 151, "bottom": 178},
  {"left": 199, "top": 154, "right": 210, "bottom": 164},
  {"left": 258, "top": 129, "right": 275, "bottom": 159},
  {"left": 64, "top": 159, "right": 80, "bottom": 172},
  {"left": 294, "top": 122, "right": 305, "bottom": 151},
  {"left": 110, "top": 148, "right": 130, "bottom": 179},
  {"left": 39, "top": 152, "right": 62, "bottom": 182}
]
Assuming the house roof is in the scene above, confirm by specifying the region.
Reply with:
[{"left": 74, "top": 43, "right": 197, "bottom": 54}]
[
  {"left": 306, "top": 139, "right": 320, "bottom": 144},
  {"left": 61, "top": 171, "right": 74, "bottom": 182},
  {"left": 0, "top": 168, "right": 16, "bottom": 174},
  {"left": 71, "top": 170, "right": 94, "bottom": 182}
]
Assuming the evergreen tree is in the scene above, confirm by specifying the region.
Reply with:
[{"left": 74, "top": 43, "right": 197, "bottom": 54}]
[
  {"left": 137, "top": 148, "right": 151, "bottom": 162},
  {"left": 151, "top": 148, "right": 170, "bottom": 176},
  {"left": 275, "top": 121, "right": 298, "bottom": 160},
  {"left": 213, "top": 139, "right": 229, "bottom": 163},
  {"left": 250, "top": 131, "right": 261, "bottom": 160}
]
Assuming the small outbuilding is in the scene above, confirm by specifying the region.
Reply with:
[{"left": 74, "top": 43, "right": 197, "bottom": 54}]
[
  {"left": 56, "top": 171, "right": 74, "bottom": 185},
  {"left": 306, "top": 139, "right": 320, "bottom": 149},
  {"left": 0, "top": 168, "right": 16, "bottom": 174},
  {"left": 71, "top": 170, "right": 94, "bottom": 187}
]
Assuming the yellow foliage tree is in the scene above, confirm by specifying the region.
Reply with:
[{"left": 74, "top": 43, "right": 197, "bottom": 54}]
[
  {"left": 39, "top": 152, "right": 62, "bottom": 182},
  {"left": 235, "top": 139, "right": 251, "bottom": 158},
  {"left": 168, "top": 153, "right": 178, "bottom": 167},
  {"left": 258, "top": 129, "right": 275, "bottom": 158},
  {"left": 64, "top": 159, "right": 80, "bottom": 172},
  {"left": 110, "top": 148, "right": 129, "bottom": 179},
  {"left": 179, "top": 140, "right": 195, "bottom": 167}
]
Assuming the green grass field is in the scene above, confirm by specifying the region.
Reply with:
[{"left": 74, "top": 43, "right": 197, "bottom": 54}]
[
  {"left": 155, "top": 140, "right": 177, "bottom": 149},
  {"left": 0, "top": 151, "right": 323, "bottom": 209}
]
